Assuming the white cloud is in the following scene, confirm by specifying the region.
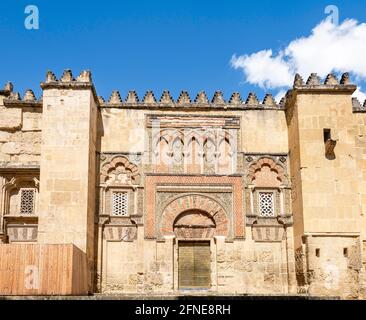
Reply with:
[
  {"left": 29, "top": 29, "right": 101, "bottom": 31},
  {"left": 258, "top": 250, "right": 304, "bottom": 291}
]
[
  {"left": 231, "top": 18, "right": 366, "bottom": 101},
  {"left": 231, "top": 50, "right": 293, "bottom": 89},
  {"left": 354, "top": 87, "right": 366, "bottom": 102}
]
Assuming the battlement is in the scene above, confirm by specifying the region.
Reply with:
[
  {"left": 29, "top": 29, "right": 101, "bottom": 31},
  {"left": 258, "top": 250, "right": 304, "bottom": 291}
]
[
  {"left": 292, "top": 72, "right": 357, "bottom": 92},
  {"left": 0, "top": 82, "right": 13, "bottom": 97},
  {"left": 99, "top": 89, "right": 285, "bottom": 110},
  {"left": 352, "top": 97, "right": 366, "bottom": 112},
  {"left": 0, "top": 70, "right": 362, "bottom": 110},
  {"left": 3, "top": 84, "right": 42, "bottom": 107}
]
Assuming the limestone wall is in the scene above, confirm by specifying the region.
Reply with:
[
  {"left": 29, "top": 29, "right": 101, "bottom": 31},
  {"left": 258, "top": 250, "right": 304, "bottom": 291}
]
[
  {"left": 241, "top": 109, "right": 288, "bottom": 153},
  {"left": 353, "top": 112, "right": 366, "bottom": 240},
  {"left": 0, "top": 96, "right": 42, "bottom": 166},
  {"left": 98, "top": 108, "right": 288, "bottom": 155},
  {"left": 100, "top": 227, "right": 294, "bottom": 295},
  {"left": 304, "top": 236, "right": 361, "bottom": 299},
  {"left": 296, "top": 94, "right": 359, "bottom": 233}
]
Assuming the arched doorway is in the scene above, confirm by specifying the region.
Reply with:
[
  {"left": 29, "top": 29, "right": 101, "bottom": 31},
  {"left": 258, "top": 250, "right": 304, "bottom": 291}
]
[
  {"left": 160, "top": 194, "right": 229, "bottom": 291},
  {"left": 173, "top": 210, "right": 215, "bottom": 290},
  {"left": 173, "top": 209, "right": 216, "bottom": 238}
]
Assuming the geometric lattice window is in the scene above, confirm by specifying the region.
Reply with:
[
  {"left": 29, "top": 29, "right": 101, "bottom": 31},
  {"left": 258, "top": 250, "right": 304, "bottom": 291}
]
[
  {"left": 19, "top": 188, "right": 35, "bottom": 215},
  {"left": 111, "top": 192, "right": 128, "bottom": 216},
  {"left": 258, "top": 192, "right": 275, "bottom": 217}
]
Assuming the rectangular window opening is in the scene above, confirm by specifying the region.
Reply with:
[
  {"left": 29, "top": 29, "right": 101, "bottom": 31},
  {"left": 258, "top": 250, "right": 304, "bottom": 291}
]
[
  {"left": 112, "top": 192, "right": 128, "bottom": 216},
  {"left": 19, "top": 188, "right": 35, "bottom": 215},
  {"left": 258, "top": 192, "right": 275, "bottom": 217},
  {"left": 315, "top": 248, "right": 320, "bottom": 257},
  {"left": 323, "top": 128, "right": 331, "bottom": 143}
]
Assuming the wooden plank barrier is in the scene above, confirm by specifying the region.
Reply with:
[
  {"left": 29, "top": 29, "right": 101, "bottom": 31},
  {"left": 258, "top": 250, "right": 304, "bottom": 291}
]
[{"left": 0, "top": 244, "right": 88, "bottom": 295}]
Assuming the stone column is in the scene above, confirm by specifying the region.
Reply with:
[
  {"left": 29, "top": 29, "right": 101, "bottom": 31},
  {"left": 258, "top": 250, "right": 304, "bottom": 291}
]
[
  {"left": 0, "top": 176, "right": 5, "bottom": 236},
  {"left": 163, "top": 235, "right": 175, "bottom": 292},
  {"left": 37, "top": 70, "right": 98, "bottom": 291},
  {"left": 214, "top": 235, "right": 226, "bottom": 292},
  {"left": 286, "top": 226, "right": 297, "bottom": 294}
]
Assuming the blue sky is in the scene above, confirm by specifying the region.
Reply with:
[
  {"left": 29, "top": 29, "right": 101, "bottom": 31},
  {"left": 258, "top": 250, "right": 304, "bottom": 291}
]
[{"left": 1, "top": 0, "right": 366, "bottom": 102}]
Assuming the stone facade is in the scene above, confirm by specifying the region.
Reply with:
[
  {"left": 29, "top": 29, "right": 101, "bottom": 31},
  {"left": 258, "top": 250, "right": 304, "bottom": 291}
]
[{"left": 0, "top": 70, "right": 366, "bottom": 298}]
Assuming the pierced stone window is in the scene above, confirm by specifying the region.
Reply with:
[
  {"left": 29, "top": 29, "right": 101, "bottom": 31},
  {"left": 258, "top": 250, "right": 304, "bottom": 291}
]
[
  {"left": 19, "top": 188, "right": 36, "bottom": 215},
  {"left": 258, "top": 192, "right": 275, "bottom": 217},
  {"left": 111, "top": 192, "right": 128, "bottom": 216}
]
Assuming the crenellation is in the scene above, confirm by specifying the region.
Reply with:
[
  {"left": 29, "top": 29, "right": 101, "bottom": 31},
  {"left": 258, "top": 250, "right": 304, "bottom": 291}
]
[
  {"left": 194, "top": 91, "right": 209, "bottom": 104},
  {"left": 99, "top": 90, "right": 284, "bottom": 109},
  {"left": 352, "top": 97, "right": 362, "bottom": 110},
  {"left": 108, "top": 90, "right": 123, "bottom": 104},
  {"left": 291, "top": 72, "right": 357, "bottom": 96},
  {"left": 279, "top": 96, "right": 286, "bottom": 107},
  {"left": 3, "top": 88, "right": 43, "bottom": 108},
  {"left": 60, "top": 69, "right": 75, "bottom": 82},
  {"left": 7, "top": 91, "right": 21, "bottom": 101},
  {"left": 306, "top": 73, "right": 321, "bottom": 86},
  {"left": 340, "top": 72, "right": 351, "bottom": 85},
  {"left": 293, "top": 73, "right": 304, "bottom": 87},
  {"left": 4, "top": 82, "right": 13, "bottom": 92},
  {"left": 40, "top": 69, "right": 98, "bottom": 104},
  {"left": 76, "top": 70, "right": 92, "bottom": 83},
  {"left": 23, "top": 89, "right": 37, "bottom": 102},
  {"left": 228, "top": 92, "right": 242, "bottom": 105},
  {"left": 159, "top": 90, "right": 173, "bottom": 104},
  {"left": 262, "top": 93, "right": 276, "bottom": 106},
  {"left": 352, "top": 97, "right": 366, "bottom": 113},
  {"left": 126, "top": 90, "right": 139, "bottom": 103},
  {"left": 177, "top": 90, "right": 191, "bottom": 104},
  {"left": 324, "top": 73, "right": 339, "bottom": 85},
  {"left": 245, "top": 92, "right": 260, "bottom": 106},
  {"left": 211, "top": 91, "right": 225, "bottom": 104},
  {"left": 45, "top": 70, "right": 57, "bottom": 83},
  {"left": 143, "top": 90, "right": 157, "bottom": 104}
]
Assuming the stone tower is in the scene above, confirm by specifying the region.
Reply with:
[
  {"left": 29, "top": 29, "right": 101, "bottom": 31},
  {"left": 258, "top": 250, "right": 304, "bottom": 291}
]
[
  {"left": 37, "top": 70, "right": 98, "bottom": 290},
  {"left": 286, "top": 73, "right": 363, "bottom": 297}
]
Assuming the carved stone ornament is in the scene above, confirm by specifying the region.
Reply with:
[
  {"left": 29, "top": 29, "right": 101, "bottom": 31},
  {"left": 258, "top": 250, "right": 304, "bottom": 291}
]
[{"left": 104, "top": 225, "right": 137, "bottom": 242}]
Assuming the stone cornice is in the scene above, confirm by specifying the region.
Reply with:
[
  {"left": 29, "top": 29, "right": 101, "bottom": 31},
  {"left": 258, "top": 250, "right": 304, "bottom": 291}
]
[
  {"left": 3, "top": 99, "right": 42, "bottom": 108},
  {"left": 0, "top": 165, "right": 40, "bottom": 175},
  {"left": 292, "top": 85, "right": 357, "bottom": 94}
]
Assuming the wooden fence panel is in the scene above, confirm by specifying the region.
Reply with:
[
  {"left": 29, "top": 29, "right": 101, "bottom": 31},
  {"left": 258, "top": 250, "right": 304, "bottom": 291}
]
[{"left": 0, "top": 244, "right": 88, "bottom": 295}]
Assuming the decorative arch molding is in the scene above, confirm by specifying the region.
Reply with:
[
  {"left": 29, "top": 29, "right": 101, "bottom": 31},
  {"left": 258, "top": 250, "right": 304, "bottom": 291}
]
[
  {"left": 1, "top": 175, "right": 40, "bottom": 243},
  {"left": 153, "top": 128, "right": 235, "bottom": 151},
  {"left": 2, "top": 176, "right": 39, "bottom": 192},
  {"left": 1, "top": 176, "right": 40, "bottom": 217},
  {"left": 173, "top": 209, "right": 216, "bottom": 238},
  {"left": 160, "top": 194, "right": 229, "bottom": 238},
  {"left": 152, "top": 128, "right": 236, "bottom": 175},
  {"left": 247, "top": 157, "right": 287, "bottom": 187},
  {"left": 100, "top": 155, "right": 140, "bottom": 185}
]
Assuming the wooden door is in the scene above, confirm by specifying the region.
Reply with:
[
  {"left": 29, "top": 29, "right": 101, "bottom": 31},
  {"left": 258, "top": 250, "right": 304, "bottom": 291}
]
[{"left": 178, "top": 241, "right": 211, "bottom": 289}]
